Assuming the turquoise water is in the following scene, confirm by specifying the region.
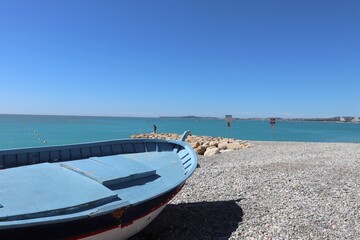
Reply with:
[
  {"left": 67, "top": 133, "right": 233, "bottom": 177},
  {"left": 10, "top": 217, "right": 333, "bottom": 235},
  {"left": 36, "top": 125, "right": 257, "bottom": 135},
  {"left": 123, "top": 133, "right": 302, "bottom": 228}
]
[{"left": 0, "top": 114, "right": 360, "bottom": 150}]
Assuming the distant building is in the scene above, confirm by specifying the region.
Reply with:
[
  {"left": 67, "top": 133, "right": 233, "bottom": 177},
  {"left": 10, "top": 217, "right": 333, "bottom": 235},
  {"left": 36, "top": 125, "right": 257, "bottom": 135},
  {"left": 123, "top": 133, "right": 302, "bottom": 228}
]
[
  {"left": 351, "top": 117, "right": 360, "bottom": 123},
  {"left": 340, "top": 117, "right": 346, "bottom": 122}
]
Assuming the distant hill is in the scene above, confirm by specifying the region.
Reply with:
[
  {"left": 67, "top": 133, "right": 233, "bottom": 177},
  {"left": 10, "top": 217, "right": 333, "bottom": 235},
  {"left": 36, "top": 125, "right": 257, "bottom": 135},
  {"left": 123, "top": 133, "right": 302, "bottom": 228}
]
[{"left": 159, "top": 116, "right": 220, "bottom": 120}]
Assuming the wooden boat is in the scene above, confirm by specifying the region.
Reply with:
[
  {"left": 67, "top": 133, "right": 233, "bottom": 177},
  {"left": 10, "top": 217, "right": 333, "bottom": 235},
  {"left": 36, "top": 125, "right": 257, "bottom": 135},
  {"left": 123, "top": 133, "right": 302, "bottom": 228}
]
[{"left": 0, "top": 131, "right": 197, "bottom": 240}]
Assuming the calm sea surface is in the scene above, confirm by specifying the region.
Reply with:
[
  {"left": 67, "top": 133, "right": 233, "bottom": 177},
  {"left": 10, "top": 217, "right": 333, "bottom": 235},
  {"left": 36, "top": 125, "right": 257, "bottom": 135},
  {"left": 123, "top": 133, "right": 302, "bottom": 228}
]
[{"left": 0, "top": 114, "right": 359, "bottom": 150}]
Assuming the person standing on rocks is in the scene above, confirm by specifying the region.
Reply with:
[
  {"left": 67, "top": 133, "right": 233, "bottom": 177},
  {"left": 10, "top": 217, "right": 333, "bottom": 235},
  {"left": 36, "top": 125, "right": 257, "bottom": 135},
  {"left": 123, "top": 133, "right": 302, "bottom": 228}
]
[{"left": 153, "top": 124, "right": 157, "bottom": 134}]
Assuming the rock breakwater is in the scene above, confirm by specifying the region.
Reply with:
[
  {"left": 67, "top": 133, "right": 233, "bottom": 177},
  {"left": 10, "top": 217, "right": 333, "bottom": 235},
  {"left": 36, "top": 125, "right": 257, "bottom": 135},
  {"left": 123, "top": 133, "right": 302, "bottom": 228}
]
[{"left": 130, "top": 133, "right": 254, "bottom": 156}]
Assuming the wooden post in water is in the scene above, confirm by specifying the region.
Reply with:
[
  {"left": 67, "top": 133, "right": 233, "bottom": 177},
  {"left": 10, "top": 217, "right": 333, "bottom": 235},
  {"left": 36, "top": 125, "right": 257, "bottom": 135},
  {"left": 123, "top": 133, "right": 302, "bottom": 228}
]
[
  {"left": 269, "top": 117, "right": 276, "bottom": 141},
  {"left": 225, "top": 115, "right": 232, "bottom": 143}
]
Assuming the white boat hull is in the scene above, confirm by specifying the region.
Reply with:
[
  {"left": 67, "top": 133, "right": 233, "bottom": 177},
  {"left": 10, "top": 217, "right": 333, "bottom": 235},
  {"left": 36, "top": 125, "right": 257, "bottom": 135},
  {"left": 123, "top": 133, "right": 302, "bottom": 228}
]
[{"left": 81, "top": 204, "right": 166, "bottom": 240}]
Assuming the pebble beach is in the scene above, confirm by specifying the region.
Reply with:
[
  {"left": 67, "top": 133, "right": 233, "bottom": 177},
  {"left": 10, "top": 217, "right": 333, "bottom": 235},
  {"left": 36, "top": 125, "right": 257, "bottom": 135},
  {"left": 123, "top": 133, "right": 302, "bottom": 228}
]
[{"left": 131, "top": 140, "right": 360, "bottom": 240}]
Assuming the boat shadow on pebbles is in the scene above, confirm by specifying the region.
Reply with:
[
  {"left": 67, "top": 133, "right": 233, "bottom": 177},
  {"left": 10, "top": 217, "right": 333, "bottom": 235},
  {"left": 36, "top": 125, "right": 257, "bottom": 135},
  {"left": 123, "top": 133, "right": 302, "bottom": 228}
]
[{"left": 130, "top": 199, "right": 243, "bottom": 240}]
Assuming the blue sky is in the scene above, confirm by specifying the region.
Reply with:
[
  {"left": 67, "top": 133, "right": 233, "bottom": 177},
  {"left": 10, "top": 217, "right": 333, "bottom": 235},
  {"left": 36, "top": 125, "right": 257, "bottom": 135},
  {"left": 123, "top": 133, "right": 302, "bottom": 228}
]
[{"left": 0, "top": 0, "right": 359, "bottom": 118}]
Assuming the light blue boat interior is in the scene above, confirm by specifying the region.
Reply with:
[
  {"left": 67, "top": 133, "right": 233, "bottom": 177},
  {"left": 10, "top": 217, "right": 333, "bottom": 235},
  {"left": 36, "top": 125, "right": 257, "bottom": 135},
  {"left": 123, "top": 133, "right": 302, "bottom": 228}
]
[{"left": 0, "top": 136, "right": 197, "bottom": 229}]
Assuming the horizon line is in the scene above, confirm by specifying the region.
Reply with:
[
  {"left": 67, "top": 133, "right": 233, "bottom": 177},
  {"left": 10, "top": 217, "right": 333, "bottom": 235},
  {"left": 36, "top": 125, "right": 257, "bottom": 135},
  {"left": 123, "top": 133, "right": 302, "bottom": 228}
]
[{"left": 0, "top": 113, "right": 359, "bottom": 120}]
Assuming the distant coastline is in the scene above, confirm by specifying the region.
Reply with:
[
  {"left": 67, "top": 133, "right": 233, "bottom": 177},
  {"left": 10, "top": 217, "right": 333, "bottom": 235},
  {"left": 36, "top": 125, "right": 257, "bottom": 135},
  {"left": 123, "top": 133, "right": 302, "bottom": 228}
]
[{"left": 159, "top": 116, "right": 360, "bottom": 123}]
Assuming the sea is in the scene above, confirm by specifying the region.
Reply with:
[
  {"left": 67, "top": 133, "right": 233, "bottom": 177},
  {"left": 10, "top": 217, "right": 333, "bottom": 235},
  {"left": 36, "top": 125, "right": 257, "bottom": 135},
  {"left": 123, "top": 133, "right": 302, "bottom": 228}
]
[{"left": 0, "top": 114, "right": 359, "bottom": 150}]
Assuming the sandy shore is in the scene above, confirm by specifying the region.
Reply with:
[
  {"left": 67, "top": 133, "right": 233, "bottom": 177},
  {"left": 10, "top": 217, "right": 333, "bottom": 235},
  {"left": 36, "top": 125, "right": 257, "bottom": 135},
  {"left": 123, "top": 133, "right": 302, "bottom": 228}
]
[{"left": 130, "top": 141, "right": 360, "bottom": 240}]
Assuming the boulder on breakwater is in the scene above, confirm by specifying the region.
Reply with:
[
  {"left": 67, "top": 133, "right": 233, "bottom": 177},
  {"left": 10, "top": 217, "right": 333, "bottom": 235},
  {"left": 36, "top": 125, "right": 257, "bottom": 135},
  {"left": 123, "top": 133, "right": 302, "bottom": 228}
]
[{"left": 130, "top": 133, "right": 254, "bottom": 157}]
